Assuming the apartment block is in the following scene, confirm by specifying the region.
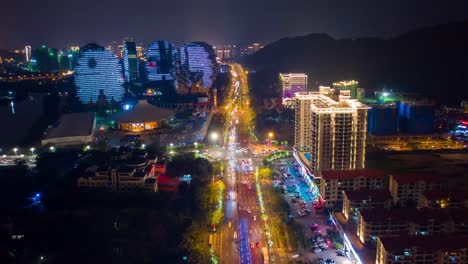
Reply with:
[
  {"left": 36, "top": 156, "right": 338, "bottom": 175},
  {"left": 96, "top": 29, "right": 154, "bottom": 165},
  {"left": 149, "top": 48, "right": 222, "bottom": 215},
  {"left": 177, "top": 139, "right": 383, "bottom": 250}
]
[
  {"left": 320, "top": 169, "right": 385, "bottom": 207},
  {"left": 357, "top": 207, "right": 468, "bottom": 246},
  {"left": 342, "top": 189, "right": 392, "bottom": 220},
  {"left": 294, "top": 89, "right": 369, "bottom": 175},
  {"left": 376, "top": 235, "right": 468, "bottom": 264},
  {"left": 419, "top": 189, "right": 468, "bottom": 209},
  {"left": 389, "top": 174, "right": 446, "bottom": 206}
]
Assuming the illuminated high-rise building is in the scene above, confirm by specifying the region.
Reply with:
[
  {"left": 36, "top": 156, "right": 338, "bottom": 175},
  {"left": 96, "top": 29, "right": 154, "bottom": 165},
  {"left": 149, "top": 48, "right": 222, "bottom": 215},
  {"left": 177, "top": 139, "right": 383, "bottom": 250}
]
[
  {"left": 333, "top": 80, "right": 359, "bottom": 99},
  {"left": 25, "top": 46, "right": 32, "bottom": 62},
  {"left": 280, "top": 73, "right": 308, "bottom": 98},
  {"left": 74, "top": 43, "right": 124, "bottom": 103},
  {"left": 123, "top": 38, "right": 139, "bottom": 82},
  {"left": 146, "top": 40, "right": 177, "bottom": 82},
  {"left": 294, "top": 88, "right": 369, "bottom": 175},
  {"left": 176, "top": 42, "right": 219, "bottom": 94}
]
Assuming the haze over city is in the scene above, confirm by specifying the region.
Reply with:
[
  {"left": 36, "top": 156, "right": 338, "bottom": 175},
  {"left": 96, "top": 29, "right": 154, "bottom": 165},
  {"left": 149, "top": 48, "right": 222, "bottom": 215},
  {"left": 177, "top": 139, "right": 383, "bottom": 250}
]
[{"left": 1, "top": 0, "right": 468, "bottom": 48}]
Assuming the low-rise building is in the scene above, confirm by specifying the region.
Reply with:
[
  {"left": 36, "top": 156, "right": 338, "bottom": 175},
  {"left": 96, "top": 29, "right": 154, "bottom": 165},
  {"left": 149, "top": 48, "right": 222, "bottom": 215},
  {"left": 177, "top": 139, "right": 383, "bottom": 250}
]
[
  {"left": 342, "top": 189, "right": 392, "bottom": 221},
  {"left": 357, "top": 207, "right": 468, "bottom": 246},
  {"left": 320, "top": 169, "right": 385, "bottom": 207},
  {"left": 389, "top": 174, "right": 446, "bottom": 206},
  {"left": 41, "top": 112, "right": 96, "bottom": 147},
  {"left": 77, "top": 148, "right": 158, "bottom": 192},
  {"left": 419, "top": 189, "right": 468, "bottom": 208},
  {"left": 376, "top": 234, "right": 468, "bottom": 264}
]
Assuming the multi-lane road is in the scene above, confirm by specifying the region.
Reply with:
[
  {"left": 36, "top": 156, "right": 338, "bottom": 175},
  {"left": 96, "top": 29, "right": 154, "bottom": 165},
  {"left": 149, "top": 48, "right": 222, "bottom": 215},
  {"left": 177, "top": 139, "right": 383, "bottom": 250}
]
[{"left": 212, "top": 64, "right": 269, "bottom": 264}]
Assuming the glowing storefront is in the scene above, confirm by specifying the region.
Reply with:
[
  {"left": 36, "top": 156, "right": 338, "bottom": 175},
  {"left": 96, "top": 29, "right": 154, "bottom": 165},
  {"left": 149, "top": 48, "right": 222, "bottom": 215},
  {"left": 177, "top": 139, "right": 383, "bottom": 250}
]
[{"left": 112, "top": 100, "right": 174, "bottom": 132}]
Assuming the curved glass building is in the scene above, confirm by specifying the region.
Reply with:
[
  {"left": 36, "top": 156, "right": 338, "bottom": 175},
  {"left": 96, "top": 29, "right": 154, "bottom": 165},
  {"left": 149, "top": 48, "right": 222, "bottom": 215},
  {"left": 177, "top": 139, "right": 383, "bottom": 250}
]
[
  {"left": 176, "top": 42, "right": 218, "bottom": 94},
  {"left": 75, "top": 43, "right": 124, "bottom": 103},
  {"left": 145, "top": 40, "right": 176, "bottom": 82}
]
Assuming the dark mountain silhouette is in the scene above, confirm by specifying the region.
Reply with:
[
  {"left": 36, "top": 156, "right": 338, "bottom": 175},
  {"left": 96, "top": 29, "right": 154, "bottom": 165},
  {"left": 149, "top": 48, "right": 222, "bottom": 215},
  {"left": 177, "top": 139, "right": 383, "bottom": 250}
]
[{"left": 242, "top": 21, "right": 468, "bottom": 105}]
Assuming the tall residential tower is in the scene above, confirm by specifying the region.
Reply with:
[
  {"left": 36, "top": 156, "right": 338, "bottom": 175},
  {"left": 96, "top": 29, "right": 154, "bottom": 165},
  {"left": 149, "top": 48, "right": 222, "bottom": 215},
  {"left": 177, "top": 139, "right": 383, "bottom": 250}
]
[{"left": 294, "top": 88, "right": 369, "bottom": 175}]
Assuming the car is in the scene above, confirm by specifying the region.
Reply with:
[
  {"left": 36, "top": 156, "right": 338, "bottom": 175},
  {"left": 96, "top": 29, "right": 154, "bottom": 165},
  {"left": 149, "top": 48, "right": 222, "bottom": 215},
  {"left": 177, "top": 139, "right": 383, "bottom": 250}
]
[
  {"left": 326, "top": 259, "right": 335, "bottom": 264},
  {"left": 310, "top": 224, "right": 319, "bottom": 231},
  {"left": 250, "top": 242, "right": 254, "bottom": 248},
  {"left": 336, "top": 251, "right": 345, "bottom": 257},
  {"left": 304, "top": 208, "right": 312, "bottom": 214},
  {"left": 313, "top": 247, "right": 322, "bottom": 253},
  {"left": 255, "top": 242, "right": 260, "bottom": 248},
  {"left": 291, "top": 198, "right": 298, "bottom": 203}
]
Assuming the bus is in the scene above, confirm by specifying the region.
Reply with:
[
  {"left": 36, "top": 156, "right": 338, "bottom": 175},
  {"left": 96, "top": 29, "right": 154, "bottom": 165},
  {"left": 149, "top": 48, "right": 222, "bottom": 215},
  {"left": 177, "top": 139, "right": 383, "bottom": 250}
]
[{"left": 261, "top": 247, "right": 269, "bottom": 264}]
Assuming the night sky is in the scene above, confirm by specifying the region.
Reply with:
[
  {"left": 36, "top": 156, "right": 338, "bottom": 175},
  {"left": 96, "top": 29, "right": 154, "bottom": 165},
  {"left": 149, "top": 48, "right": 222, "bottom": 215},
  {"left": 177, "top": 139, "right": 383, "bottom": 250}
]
[{"left": 1, "top": 0, "right": 468, "bottom": 49}]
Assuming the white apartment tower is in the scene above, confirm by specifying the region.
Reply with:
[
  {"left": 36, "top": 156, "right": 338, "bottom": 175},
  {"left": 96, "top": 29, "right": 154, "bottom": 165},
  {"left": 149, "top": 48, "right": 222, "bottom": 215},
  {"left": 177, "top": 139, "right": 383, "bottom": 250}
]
[{"left": 294, "top": 88, "right": 369, "bottom": 174}]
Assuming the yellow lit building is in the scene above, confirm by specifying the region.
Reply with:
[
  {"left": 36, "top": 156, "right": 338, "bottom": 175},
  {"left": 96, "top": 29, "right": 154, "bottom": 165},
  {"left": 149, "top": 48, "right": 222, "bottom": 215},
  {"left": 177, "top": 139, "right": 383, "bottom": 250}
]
[{"left": 112, "top": 100, "right": 174, "bottom": 132}]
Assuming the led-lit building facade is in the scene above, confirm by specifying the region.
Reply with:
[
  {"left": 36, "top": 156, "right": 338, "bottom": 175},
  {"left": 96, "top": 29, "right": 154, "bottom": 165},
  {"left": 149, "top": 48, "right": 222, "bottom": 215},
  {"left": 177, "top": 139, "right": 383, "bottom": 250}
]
[
  {"left": 280, "top": 73, "right": 308, "bottom": 98},
  {"left": 123, "top": 38, "right": 139, "bottom": 82},
  {"left": 176, "top": 42, "right": 218, "bottom": 94},
  {"left": 294, "top": 88, "right": 369, "bottom": 176},
  {"left": 75, "top": 43, "right": 124, "bottom": 103},
  {"left": 146, "top": 40, "right": 176, "bottom": 82}
]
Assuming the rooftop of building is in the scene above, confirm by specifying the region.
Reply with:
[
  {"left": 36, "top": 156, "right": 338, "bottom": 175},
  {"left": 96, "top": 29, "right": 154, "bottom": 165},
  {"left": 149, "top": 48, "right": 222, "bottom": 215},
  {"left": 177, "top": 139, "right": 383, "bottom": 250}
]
[
  {"left": 344, "top": 189, "right": 392, "bottom": 202},
  {"left": 379, "top": 234, "right": 468, "bottom": 253},
  {"left": 111, "top": 100, "right": 174, "bottom": 123},
  {"left": 321, "top": 169, "right": 385, "bottom": 180},
  {"left": 359, "top": 207, "right": 468, "bottom": 224},
  {"left": 391, "top": 174, "right": 447, "bottom": 184},
  {"left": 43, "top": 112, "right": 95, "bottom": 140},
  {"left": 422, "top": 189, "right": 468, "bottom": 202},
  {"left": 294, "top": 90, "right": 369, "bottom": 110}
]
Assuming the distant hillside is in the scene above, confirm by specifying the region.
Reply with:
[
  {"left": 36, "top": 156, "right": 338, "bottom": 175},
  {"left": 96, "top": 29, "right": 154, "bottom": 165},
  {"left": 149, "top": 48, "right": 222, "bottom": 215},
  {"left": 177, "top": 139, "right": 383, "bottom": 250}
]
[{"left": 243, "top": 21, "right": 468, "bottom": 105}]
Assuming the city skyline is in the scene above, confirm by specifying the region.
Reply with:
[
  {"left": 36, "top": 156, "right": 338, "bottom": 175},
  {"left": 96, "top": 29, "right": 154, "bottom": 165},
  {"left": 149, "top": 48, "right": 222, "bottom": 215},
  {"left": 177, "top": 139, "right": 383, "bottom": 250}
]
[{"left": 1, "top": 0, "right": 468, "bottom": 49}]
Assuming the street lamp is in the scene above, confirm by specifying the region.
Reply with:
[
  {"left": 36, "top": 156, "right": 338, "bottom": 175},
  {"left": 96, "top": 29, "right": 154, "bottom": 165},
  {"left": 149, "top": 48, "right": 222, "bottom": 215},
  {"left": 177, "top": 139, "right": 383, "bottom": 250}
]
[
  {"left": 13, "top": 147, "right": 18, "bottom": 156},
  {"left": 30, "top": 148, "right": 35, "bottom": 155},
  {"left": 85, "top": 145, "right": 91, "bottom": 151},
  {"left": 194, "top": 142, "right": 198, "bottom": 148},
  {"left": 211, "top": 132, "right": 219, "bottom": 146},
  {"left": 49, "top": 146, "right": 55, "bottom": 152},
  {"left": 170, "top": 143, "right": 174, "bottom": 148},
  {"left": 268, "top": 132, "right": 274, "bottom": 139}
]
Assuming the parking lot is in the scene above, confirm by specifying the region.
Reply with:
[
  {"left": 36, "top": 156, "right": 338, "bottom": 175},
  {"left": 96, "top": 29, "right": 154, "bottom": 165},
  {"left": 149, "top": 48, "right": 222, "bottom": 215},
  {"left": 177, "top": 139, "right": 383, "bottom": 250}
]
[{"left": 274, "top": 159, "right": 350, "bottom": 264}]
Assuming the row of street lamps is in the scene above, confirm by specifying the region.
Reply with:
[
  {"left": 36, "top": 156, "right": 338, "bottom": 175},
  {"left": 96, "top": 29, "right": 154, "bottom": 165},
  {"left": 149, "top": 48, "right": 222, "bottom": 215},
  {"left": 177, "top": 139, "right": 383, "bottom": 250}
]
[{"left": 3, "top": 144, "right": 93, "bottom": 157}]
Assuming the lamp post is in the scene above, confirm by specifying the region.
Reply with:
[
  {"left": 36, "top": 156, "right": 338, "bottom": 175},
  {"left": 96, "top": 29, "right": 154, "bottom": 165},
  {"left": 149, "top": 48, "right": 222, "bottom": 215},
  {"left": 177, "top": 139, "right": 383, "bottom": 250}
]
[
  {"left": 30, "top": 148, "right": 35, "bottom": 155},
  {"left": 211, "top": 132, "right": 219, "bottom": 147},
  {"left": 49, "top": 146, "right": 55, "bottom": 152},
  {"left": 268, "top": 132, "right": 274, "bottom": 145},
  {"left": 13, "top": 147, "right": 18, "bottom": 156}
]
